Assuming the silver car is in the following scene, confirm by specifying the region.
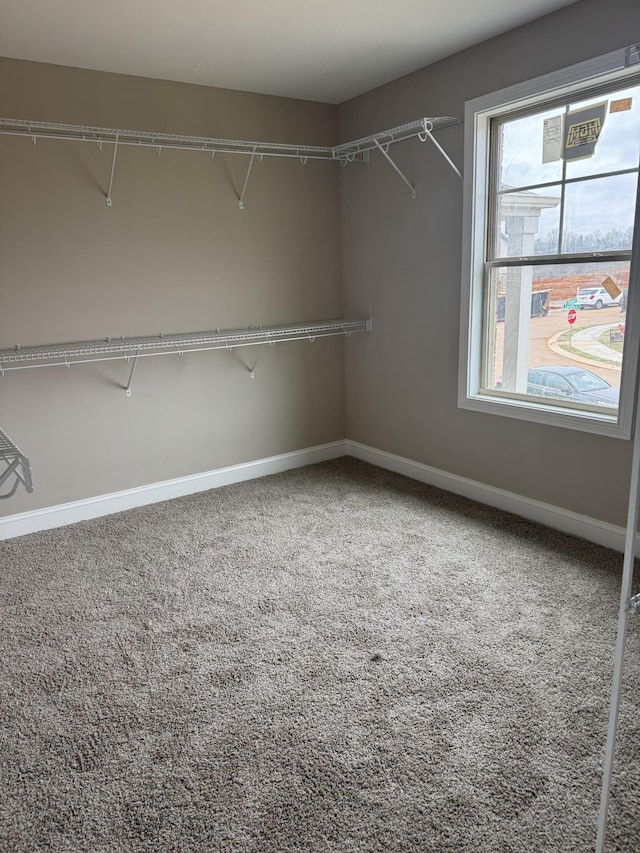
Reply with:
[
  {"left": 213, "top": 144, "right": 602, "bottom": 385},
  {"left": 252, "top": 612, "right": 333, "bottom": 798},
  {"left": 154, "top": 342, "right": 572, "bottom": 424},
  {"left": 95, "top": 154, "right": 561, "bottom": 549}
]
[
  {"left": 527, "top": 366, "right": 619, "bottom": 408},
  {"left": 576, "top": 286, "right": 622, "bottom": 310}
]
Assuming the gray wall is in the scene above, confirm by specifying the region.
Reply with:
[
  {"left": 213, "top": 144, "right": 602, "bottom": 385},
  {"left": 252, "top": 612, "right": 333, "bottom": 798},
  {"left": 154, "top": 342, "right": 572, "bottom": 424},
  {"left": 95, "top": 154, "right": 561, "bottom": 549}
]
[
  {"left": 4, "top": 0, "right": 640, "bottom": 528},
  {"left": 339, "top": 0, "right": 640, "bottom": 527},
  {"left": 0, "top": 60, "right": 344, "bottom": 515}
]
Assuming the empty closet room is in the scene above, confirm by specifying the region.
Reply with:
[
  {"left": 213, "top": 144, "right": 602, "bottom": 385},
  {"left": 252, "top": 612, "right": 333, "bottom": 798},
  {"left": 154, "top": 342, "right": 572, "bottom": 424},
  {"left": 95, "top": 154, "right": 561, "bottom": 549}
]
[{"left": 2, "top": 1, "right": 640, "bottom": 851}]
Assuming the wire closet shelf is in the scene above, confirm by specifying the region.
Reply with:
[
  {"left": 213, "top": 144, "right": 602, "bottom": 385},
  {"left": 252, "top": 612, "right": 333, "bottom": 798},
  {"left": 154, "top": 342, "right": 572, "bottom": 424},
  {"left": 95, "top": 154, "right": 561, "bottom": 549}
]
[
  {"left": 0, "top": 428, "right": 33, "bottom": 500},
  {"left": 0, "top": 115, "right": 462, "bottom": 206},
  {"left": 0, "top": 116, "right": 460, "bottom": 161},
  {"left": 0, "top": 319, "right": 372, "bottom": 372}
]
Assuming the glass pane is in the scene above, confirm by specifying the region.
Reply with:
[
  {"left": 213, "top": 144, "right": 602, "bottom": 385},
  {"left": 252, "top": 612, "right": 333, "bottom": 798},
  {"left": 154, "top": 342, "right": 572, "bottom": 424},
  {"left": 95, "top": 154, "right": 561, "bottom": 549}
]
[
  {"left": 566, "top": 83, "right": 640, "bottom": 180},
  {"left": 494, "top": 186, "right": 561, "bottom": 258},
  {"left": 562, "top": 173, "right": 637, "bottom": 253},
  {"left": 497, "top": 108, "right": 564, "bottom": 190},
  {"left": 485, "top": 261, "right": 629, "bottom": 415}
]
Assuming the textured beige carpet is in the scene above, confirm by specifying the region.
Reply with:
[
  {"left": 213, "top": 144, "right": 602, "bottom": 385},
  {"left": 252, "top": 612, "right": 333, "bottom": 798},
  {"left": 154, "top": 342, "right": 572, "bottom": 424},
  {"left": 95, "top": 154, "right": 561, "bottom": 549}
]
[{"left": 1, "top": 457, "right": 639, "bottom": 852}]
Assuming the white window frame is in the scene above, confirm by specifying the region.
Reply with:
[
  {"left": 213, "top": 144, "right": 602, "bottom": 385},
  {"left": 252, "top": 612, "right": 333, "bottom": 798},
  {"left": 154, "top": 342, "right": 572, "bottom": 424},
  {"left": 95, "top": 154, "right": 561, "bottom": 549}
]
[{"left": 459, "top": 45, "right": 640, "bottom": 439}]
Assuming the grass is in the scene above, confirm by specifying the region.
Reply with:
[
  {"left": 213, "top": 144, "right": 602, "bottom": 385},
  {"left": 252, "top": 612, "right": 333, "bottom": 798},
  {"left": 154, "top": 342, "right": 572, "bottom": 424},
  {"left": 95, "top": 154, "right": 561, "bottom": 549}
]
[
  {"left": 598, "top": 328, "right": 624, "bottom": 353},
  {"left": 555, "top": 326, "right": 622, "bottom": 365}
]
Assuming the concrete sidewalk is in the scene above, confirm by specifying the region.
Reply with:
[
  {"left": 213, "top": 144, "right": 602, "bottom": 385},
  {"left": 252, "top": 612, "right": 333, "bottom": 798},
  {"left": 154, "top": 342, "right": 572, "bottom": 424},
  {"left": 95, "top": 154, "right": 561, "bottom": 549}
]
[{"left": 548, "top": 321, "right": 624, "bottom": 367}]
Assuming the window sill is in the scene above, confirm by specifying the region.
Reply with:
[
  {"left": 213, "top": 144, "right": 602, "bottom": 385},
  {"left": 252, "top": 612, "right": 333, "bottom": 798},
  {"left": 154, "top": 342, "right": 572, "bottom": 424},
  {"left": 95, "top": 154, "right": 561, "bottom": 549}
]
[{"left": 458, "top": 391, "right": 628, "bottom": 438}]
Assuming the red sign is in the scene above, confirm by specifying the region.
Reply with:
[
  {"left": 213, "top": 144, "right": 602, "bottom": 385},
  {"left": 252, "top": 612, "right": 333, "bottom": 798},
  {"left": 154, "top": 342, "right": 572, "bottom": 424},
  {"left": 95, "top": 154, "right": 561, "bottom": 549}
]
[
  {"left": 568, "top": 308, "right": 577, "bottom": 325},
  {"left": 619, "top": 324, "right": 625, "bottom": 335}
]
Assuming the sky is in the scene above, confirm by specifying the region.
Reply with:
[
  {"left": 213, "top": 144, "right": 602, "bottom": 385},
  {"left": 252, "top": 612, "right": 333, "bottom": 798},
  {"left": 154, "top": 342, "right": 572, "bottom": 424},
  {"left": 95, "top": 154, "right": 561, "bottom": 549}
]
[{"left": 498, "top": 81, "right": 640, "bottom": 246}]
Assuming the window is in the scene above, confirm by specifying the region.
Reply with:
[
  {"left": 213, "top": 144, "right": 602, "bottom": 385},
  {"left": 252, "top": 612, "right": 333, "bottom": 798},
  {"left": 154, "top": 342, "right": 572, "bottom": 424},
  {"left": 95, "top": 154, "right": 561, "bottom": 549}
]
[{"left": 459, "top": 45, "right": 640, "bottom": 438}]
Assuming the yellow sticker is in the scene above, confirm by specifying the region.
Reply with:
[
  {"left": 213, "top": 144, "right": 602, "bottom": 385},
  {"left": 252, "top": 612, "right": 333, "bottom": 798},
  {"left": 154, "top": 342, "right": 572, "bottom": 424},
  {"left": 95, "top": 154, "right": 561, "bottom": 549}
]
[
  {"left": 565, "top": 117, "right": 602, "bottom": 148},
  {"left": 610, "top": 98, "right": 633, "bottom": 113},
  {"left": 563, "top": 102, "right": 607, "bottom": 161}
]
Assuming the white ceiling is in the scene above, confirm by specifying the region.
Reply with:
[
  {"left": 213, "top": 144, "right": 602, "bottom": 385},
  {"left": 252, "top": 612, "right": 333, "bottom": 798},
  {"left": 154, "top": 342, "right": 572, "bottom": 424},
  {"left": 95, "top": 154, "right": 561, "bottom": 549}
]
[{"left": 1, "top": 0, "right": 579, "bottom": 104}]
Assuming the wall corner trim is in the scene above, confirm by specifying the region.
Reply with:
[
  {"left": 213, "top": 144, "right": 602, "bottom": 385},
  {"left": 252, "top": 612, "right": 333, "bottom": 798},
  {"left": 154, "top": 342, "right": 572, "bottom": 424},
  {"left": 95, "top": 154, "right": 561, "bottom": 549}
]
[
  {"left": 345, "top": 440, "right": 630, "bottom": 554},
  {"left": 0, "top": 440, "right": 348, "bottom": 540}
]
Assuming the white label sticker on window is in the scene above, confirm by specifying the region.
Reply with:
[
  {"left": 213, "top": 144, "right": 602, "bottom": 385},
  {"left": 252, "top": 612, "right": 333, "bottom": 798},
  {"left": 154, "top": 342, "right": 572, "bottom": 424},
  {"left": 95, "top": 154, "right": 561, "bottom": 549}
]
[{"left": 542, "top": 115, "right": 563, "bottom": 163}]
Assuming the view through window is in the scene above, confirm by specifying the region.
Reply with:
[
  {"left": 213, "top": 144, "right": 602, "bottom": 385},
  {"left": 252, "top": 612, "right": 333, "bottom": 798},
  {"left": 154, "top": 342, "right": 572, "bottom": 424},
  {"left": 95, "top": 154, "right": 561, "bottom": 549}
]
[{"left": 483, "top": 79, "right": 640, "bottom": 420}]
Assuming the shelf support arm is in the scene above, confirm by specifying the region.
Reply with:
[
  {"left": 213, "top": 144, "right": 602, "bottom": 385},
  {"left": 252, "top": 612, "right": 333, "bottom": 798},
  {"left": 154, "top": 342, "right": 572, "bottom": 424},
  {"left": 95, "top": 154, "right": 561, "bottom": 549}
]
[
  {"left": 106, "top": 134, "right": 119, "bottom": 207},
  {"left": 247, "top": 345, "right": 264, "bottom": 379},
  {"left": 239, "top": 146, "right": 257, "bottom": 210},
  {"left": 420, "top": 124, "right": 462, "bottom": 180},
  {"left": 124, "top": 348, "right": 140, "bottom": 397},
  {"left": 230, "top": 344, "right": 265, "bottom": 379},
  {"left": 373, "top": 138, "right": 416, "bottom": 198}
]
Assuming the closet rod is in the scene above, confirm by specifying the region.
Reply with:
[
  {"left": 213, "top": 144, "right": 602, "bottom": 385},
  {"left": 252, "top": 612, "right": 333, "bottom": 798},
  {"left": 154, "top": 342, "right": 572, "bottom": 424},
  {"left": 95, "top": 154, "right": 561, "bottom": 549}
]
[
  {"left": 0, "top": 428, "right": 33, "bottom": 499},
  {"left": 0, "top": 318, "right": 372, "bottom": 372},
  {"left": 0, "top": 116, "right": 460, "bottom": 162}
]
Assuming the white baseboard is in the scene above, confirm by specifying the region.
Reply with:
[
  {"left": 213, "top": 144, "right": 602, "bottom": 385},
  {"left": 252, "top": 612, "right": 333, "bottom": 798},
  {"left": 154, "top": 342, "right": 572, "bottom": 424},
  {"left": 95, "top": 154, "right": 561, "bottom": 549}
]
[
  {"left": 0, "top": 440, "right": 347, "bottom": 541},
  {"left": 1, "top": 437, "right": 630, "bottom": 553},
  {"left": 346, "top": 440, "right": 630, "bottom": 553}
]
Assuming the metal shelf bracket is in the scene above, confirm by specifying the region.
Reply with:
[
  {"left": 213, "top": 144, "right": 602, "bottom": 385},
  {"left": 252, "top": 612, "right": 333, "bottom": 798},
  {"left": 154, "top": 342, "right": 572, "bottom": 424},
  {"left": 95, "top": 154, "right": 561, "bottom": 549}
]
[
  {"left": 374, "top": 137, "right": 416, "bottom": 198},
  {"left": 420, "top": 121, "right": 463, "bottom": 180},
  {"left": 233, "top": 343, "right": 265, "bottom": 379},
  {"left": 239, "top": 146, "right": 262, "bottom": 210},
  {"left": 106, "top": 134, "right": 119, "bottom": 207},
  {"left": 124, "top": 347, "right": 141, "bottom": 396},
  {"left": 247, "top": 345, "right": 264, "bottom": 379}
]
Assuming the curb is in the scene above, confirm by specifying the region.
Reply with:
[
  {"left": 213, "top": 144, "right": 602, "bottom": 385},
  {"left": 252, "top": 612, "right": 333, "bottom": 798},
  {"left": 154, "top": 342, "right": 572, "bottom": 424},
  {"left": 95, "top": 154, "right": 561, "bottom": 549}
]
[{"left": 547, "top": 327, "right": 622, "bottom": 372}]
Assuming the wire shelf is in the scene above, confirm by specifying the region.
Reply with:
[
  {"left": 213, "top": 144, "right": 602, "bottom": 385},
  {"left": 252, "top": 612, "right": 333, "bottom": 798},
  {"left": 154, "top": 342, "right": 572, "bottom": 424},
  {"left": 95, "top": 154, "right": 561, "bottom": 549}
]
[
  {"left": 0, "top": 116, "right": 460, "bottom": 161},
  {"left": 332, "top": 117, "right": 460, "bottom": 159},
  {"left": 0, "top": 428, "right": 33, "bottom": 498},
  {"left": 0, "top": 114, "right": 462, "bottom": 207},
  {"left": 0, "top": 429, "right": 20, "bottom": 456},
  {"left": 0, "top": 318, "right": 371, "bottom": 371}
]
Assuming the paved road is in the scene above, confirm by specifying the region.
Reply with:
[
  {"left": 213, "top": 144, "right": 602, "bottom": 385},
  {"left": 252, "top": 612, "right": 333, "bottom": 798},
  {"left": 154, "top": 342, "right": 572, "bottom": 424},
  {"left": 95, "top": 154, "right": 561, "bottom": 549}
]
[{"left": 494, "top": 305, "right": 625, "bottom": 385}]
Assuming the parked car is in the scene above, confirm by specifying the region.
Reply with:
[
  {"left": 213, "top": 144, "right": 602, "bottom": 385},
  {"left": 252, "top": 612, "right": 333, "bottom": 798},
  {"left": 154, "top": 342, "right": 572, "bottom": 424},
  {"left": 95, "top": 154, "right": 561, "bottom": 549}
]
[
  {"left": 576, "top": 286, "right": 622, "bottom": 310},
  {"left": 527, "top": 366, "right": 619, "bottom": 408}
]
